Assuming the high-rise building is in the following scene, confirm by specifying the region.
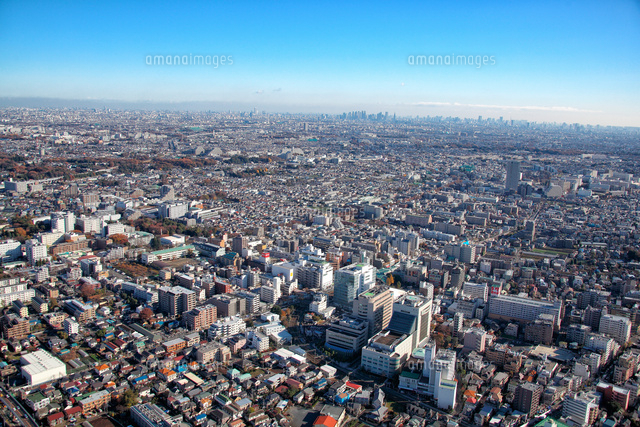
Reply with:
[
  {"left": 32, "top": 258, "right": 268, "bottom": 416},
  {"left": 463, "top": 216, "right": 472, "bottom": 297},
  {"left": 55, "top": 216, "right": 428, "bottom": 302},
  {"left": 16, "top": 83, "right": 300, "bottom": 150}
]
[
  {"left": 159, "top": 286, "right": 196, "bottom": 317},
  {"left": 158, "top": 202, "right": 188, "bottom": 219},
  {"left": 184, "top": 305, "right": 217, "bottom": 331},
  {"left": 392, "top": 294, "right": 432, "bottom": 347},
  {"left": 463, "top": 327, "right": 487, "bottom": 353},
  {"left": 462, "top": 282, "right": 489, "bottom": 302},
  {"left": 599, "top": 314, "right": 632, "bottom": 344},
  {"left": 513, "top": 383, "right": 542, "bottom": 415},
  {"left": 453, "top": 312, "right": 464, "bottom": 336},
  {"left": 334, "top": 264, "right": 376, "bottom": 307},
  {"left": 296, "top": 260, "right": 334, "bottom": 290},
  {"left": 505, "top": 160, "right": 521, "bottom": 191},
  {"left": 25, "top": 239, "right": 48, "bottom": 265},
  {"left": 209, "top": 295, "right": 246, "bottom": 318},
  {"left": 232, "top": 235, "right": 248, "bottom": 254},
  {"left": 562, "top": 392, "right": 600, "bottom": 427},
  {"left": 353, "top": 285, "right": 393, "bottom": 337}
]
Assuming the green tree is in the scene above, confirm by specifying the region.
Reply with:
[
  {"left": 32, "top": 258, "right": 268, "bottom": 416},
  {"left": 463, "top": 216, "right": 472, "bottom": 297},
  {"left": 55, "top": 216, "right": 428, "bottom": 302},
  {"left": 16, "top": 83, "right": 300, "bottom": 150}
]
[
  {"left": 271, "top": 305, "right": 282, "bottom": 316},
  {"left": 57, "top": 331, "right": 68, "bottom": 340},
  {"left": 121, "top": 389, "right": 139, "bottom": 408}
]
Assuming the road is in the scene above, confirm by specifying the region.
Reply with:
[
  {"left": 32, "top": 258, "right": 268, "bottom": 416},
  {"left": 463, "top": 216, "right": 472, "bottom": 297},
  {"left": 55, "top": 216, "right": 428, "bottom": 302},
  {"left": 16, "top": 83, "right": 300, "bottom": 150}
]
[{"left": 0, "top": 386, "right": 39, "bottom": 427}]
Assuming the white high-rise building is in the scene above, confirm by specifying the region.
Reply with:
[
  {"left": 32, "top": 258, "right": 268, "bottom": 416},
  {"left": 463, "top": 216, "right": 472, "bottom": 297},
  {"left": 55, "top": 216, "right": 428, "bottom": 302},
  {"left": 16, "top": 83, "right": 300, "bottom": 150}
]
[
  {"left": 563, "top": 392, "right": 600, "bottom": 427},
  {"left": 462, "top": 282, "right": 489, "bottom": 302},
  {"left": 0, "top": 239, "right": 22, "bottom": 262},
  {"left": 25, "top": 239, "right": 48, "bottom": 265},
  {"left": 599, "top": 314, "right": 632, "bottom": 344}
]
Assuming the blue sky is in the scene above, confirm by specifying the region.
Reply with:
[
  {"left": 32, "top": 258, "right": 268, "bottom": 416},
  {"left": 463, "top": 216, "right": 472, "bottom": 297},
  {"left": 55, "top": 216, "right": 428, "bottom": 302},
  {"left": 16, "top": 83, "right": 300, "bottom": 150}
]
[{"left": 0, "top": 0, "right": 639, "bottom": 126}]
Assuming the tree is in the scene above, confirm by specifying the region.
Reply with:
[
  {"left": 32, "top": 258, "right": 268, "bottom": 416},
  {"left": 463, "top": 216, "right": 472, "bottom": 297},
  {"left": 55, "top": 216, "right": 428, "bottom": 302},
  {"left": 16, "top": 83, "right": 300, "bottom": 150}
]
[
  {"left": 80, "top": 284, "right": 96, "bottom": 301},
  {"left": 271, "top": 305, "right": 282, "bottom": 316},
  {"left": 57, "top": 331, "right": 68, "bottom": 340},
  {"left": 140, "top": 307, "right": 154, "bottom": 322},
  {"left": 121, "top": 389, "right": 139, "bottom": 409},
  {"left": 111, "top": 234, "right": 129, "bottom": 246}
]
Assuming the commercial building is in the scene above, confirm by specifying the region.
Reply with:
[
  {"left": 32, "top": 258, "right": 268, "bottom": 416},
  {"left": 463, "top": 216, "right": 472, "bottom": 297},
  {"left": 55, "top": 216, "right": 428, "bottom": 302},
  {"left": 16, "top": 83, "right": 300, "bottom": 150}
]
[
  {"left": 392, "top": 294, "right": 432, "bottom": 348},
  {"left": 296, "top": 261, "right": 334, "bottom": 291},
  {"left": 505, "top": 160, "right": 521, "bottom": 191},
  {"left": 353, "top": 285, "right": 393, "bottom": 337},
  {"left": 334, "top": 264, "right": 376, "bottom": 307},
  {"left": 361, "top": 329, "right": 413, "bottom": 377},
  {"left": 20, "top": 350, "right": 67, "bottom": 386},
  {"left": 325, "top": 316, "right": 369, "bottom": 356}
]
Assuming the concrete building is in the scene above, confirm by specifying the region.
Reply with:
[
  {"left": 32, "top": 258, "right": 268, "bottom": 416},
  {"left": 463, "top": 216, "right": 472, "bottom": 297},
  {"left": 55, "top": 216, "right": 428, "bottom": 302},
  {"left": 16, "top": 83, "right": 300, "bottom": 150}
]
[
  {"left": 1, "top": 313, "right": 30, "bottom": 340},
  {"left": 184, "top": 305, "right": 217, "bottom": 331},
  {"left": 598, "top": 314, "right": 632, "bottom": 344},
  {"left": 462, "top": 282, "right": 489, "bottom": 302},
  {"left": 353, "top": 285, "right": 393, "bottom": 337},
  {"left": 392, "top": 293, "right": 432, "bottom": 347},
  {"left": 488, "top": 294, "right": 563, "bottom": 329},
  {"left": 334, "top": 264, "right": 376, "bottom": 307},
  {"left": 0, "top": 239, "right": 22, "bottom": 262},
  {"left": 63, "top": 317, "right": 79, "bottom": 335},
  {"left": 64, "top": 299, "right": 96, "bottom": 322},
  {"left": 131, "top": 403, "right": 182, "bottom": 427},
  {"left": 20, "top": 350, "right": 67, "bottom": 386},
  {"left": 159, "top": 286, "right": 196, "bottom": 318},
  {"left": 361, "top": 329, "right": 413, "bottom": 377},
  {"left": 296, "top": 261, "right": 334, "bottom": 291},
  {"left": 464, "top": 328, "right": 487, "bottom": 353},
  {"left": 25, "top": 239, "right": 48, "bottom": 265},
  {"left": 505, "top": 160, "right": 521, "bottom": 192},
  {"left": 208, "top": 316, "right": 246, "bottom": 339},
  {"left": 325, "top": 316, "right": 369, "bottom": 356},
  {"left": 158, "top": 202, "right": 188, "bottom": 219},
  {"left": 562, "top": 392, "right": 600, "bottom": 427},
  {"left": 209, "top": 295, "right": 246, "bottom": 318},
  {"left": 524, "top": 314, "right": 555, "bottom": 345},
  {"left": 513, "top": 383, "right": 542, "bottom": 416}
]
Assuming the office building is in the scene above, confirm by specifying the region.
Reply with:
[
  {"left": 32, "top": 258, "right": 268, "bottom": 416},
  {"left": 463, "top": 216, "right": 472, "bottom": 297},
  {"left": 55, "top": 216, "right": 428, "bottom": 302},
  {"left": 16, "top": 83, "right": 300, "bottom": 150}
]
[
  {"left": 296, "top": 261, "right": 334, "bottom": 290},
  {"left": 361, "top": 329, "right": 413, "bottom": 377},
  {"left": 334, "top": 263, "right": 376, "bottom": 307},
  {"left": 462, "top": 282, "right": 489, "bottom": 302},
  {"left": 159, "top": 286, "right": 196, "bottom": 318},
  {"left": 505, "top": 160, "right": 521, "bottom": 192},
  {"left": 0, "top": 239, "right": 22, "bottom": 262},
  {"left": 325, "top": 316, "right": 369, "bottom": 356},
  {"left": 353, "top": 285, "right": 393, "bottom": 337},
  {"left": 392, "top": 294, "right": 432, "bottom": 347},
  {"left": 232, "top": 235, "right": 248, "bottom": 254}
]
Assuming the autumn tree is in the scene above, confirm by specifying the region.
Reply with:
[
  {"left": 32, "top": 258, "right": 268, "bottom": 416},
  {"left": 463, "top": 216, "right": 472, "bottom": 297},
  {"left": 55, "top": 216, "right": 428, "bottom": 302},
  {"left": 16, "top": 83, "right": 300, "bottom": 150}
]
[{"left": 140, "top": 307, "right": 154, "bottom": 322}]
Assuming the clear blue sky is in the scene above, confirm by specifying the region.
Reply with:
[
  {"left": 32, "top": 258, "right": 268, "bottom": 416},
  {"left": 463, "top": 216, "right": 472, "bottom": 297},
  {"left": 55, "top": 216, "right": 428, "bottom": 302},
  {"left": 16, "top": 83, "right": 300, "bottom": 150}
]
[{"left": 1, "top": 0, "right": 639, "bottom": 126}]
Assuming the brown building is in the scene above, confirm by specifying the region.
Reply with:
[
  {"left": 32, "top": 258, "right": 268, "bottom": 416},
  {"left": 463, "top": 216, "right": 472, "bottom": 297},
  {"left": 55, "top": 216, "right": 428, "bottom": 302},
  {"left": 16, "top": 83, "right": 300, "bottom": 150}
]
[
  {"left": 1, "top": 313, "right": 30, "bottom": 340},
  {"left": 50, "top": 240, "right": 90, "bottom": 255},
  {"left": 524, "top": 314, "right": 555, "bottom": 345},
  {"left": 513, "top": 383, "right": 542, "bottom": 415},
  {"left": 184, "top": 305, "right": 217, "bottom": 331},
  {"left": 353, "top": 286, "right": 393, "bottom": 338},
  {"left": 79, "top": 390, "right": 110, "bottom": 414}
]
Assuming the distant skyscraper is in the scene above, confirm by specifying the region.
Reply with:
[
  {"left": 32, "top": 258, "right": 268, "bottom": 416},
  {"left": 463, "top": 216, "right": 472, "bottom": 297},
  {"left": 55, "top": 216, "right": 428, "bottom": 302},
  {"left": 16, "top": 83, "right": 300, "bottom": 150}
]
[{"left": 505, "top": 160, "right": 521, "bottom": 191}]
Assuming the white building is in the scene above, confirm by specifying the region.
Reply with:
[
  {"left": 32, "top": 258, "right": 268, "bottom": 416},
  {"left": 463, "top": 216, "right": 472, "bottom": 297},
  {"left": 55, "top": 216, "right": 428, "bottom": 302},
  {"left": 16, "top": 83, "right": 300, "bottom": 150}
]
[
  {"left": 462, "top": 282, "right": 489, "bottom": 302},
  {"left": 208, "top": 316, "right": 246, "bottom": 339},
  {"left": 25, "top": 239, "right": 48, "bottom": 265},
  {"left": 598, "top": 314, "right": 632, "bottom": 345},
  {"left": 310, "top": 293, "right": 328, "bottom": 314},
  {"left": 361, "top": 329, "right": 413, "bottom": 377},
  {"left": 20, "top": 350, "right": 67, "bottom": 386},
  {"left": 63, "top": 317, "right": 79, "bottom": 335},
  {"left": 0, "top": 239, "right": 22, "bottom": 262},
  {"left": 562, "top": 392, "right": 600, "bottom": 427}
]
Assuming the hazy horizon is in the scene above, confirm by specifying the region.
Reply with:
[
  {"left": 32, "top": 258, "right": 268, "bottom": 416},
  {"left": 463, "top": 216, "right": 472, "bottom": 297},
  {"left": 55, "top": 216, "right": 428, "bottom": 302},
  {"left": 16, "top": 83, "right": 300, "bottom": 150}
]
[{"left": 1, "top": 0, "right": 639, "bottom": 127}]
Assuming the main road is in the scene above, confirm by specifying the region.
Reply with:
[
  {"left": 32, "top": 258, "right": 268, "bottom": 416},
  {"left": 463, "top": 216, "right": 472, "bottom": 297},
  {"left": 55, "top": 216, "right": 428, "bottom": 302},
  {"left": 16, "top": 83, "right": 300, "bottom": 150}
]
[{"left": 0, "top": 386, "right": 39, "bottom": 427}]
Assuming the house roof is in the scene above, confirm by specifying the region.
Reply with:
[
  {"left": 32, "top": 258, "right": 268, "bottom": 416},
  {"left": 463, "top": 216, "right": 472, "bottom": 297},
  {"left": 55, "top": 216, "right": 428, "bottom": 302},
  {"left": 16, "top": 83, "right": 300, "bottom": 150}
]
[{"left": 313, "top": 415, "right": 338, "bottom": 427}]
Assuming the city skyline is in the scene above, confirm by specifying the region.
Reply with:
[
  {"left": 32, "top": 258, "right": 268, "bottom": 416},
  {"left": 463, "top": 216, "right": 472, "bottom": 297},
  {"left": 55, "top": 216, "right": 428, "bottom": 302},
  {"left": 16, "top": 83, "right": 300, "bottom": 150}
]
[{"left": 1, "top": 0, "right": 639, "bottom": 127}]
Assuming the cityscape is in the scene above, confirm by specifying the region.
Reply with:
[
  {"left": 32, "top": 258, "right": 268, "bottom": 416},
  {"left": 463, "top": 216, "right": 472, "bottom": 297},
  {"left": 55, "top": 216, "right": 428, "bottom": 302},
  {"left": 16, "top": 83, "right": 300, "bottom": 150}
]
[{"left": 1, "top": 2, "right": 640, "bottom": 427}]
